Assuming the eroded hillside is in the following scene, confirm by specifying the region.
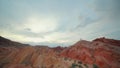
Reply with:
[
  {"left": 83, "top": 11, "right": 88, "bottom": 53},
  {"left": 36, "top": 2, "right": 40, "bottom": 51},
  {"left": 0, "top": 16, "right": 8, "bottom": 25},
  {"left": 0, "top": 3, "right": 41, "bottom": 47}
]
[{"left": 0, "top": 36, "right": 120, "bottom": 68}]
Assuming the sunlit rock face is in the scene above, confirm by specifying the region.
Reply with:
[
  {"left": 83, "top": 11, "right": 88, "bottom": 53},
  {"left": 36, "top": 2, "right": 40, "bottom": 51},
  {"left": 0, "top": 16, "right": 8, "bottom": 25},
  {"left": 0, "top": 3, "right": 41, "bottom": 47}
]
[
  {"left": 0, "top": 36, "right": 69, "bottom": 68},
  {"left": 0, "top": 36, "right": 120, "bottom": 68},
  {"left": 61, "top": 37, "right": 120, "bottom": 68},
  {"left": 0, "top": 46, "right": 68, "bottom": 68}
]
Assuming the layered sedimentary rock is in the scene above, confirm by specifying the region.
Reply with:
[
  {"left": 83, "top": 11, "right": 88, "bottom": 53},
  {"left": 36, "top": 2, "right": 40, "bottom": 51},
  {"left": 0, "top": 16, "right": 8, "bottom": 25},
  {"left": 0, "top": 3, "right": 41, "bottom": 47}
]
[
  {"left": 0, "top": 46, "right": 69, "bottom": 68},
  {"left": 0, "top": 36, "right": 120, "bottom": 68},
  {"left": 0, "top": 36, "right": 70, "bottom": 68},
  {"left": 61, "top": 37, "right": 120, "bottom": 68}
]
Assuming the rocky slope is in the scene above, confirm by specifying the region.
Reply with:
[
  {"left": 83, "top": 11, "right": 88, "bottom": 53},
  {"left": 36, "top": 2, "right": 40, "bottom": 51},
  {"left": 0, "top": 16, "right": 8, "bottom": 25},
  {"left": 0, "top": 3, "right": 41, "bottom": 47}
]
[
  {"left": 0, "top": 36, "right": 120, "bottom": 68},
  {"left": 0, "top": 36, "right": 29, "bottom": 47},
  {"left": 0, "top": 45, "right": 70, "bottom": 68},
  {"left": 61, "top": 37, "right": 120, "bottom": 68},
  {"left": 0, "top": 36, "right": 71, "bottom": 68}
]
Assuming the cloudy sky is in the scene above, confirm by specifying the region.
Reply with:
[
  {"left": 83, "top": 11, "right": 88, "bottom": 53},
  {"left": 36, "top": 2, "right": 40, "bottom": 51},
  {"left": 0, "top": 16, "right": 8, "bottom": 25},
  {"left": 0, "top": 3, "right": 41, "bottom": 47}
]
[{"left": 0, "top": 0, "right": 120, "bottom": 47}]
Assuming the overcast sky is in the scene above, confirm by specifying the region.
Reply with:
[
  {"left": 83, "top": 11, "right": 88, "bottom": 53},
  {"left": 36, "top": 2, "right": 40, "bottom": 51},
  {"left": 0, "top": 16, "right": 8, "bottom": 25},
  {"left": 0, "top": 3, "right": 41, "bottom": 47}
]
[{"left": 0, "top": 0, "right": 120, "bottom": 47}]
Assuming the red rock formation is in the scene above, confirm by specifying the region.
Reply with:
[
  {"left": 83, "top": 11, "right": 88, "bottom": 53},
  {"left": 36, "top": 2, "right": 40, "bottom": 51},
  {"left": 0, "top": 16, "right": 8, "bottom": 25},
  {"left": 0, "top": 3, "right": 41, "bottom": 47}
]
[
  {"left": 0, "top": 39, "right": 68, "bottom": 68},
  {"left": 61, "top": 38, "right": 120, "bottom": 68},
  {"left": 0, "top": 36, "right": 120, "bottom": 68},
  {"left": 93, "top": 37, "right": 120, "bottom": 46},
  {"left": 0, "top": 46, "right": 68, "bottom": 68}
]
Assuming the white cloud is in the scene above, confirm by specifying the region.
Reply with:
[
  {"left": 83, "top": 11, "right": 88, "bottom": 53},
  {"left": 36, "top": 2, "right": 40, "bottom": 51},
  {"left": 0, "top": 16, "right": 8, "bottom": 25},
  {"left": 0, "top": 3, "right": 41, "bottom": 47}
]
[
  {"left": 23, "top": 15, "right": 59, "bottom": 33},
  {"left": 0, "top": 31, "right": 45, "bottom": 43},
  {"left": 0, "top": 0, "right": 120, "bottom": 47},
  {"left": 42, "top": 31, "right": 81, "bottom": 44}
]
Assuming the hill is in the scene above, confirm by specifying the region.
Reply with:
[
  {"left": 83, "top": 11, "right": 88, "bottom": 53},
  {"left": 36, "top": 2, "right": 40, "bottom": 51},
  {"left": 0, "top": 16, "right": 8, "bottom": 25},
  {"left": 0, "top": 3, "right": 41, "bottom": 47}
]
[{"left": 0, "top": 36, "right": 120, "bottom": 68}]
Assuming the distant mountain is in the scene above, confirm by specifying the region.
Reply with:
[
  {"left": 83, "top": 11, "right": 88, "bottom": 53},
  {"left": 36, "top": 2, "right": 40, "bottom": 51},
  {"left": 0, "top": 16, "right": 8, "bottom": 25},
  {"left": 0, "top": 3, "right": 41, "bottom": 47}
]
[{"left": 0, "top": 36, "right": 120, "bottom": 68}]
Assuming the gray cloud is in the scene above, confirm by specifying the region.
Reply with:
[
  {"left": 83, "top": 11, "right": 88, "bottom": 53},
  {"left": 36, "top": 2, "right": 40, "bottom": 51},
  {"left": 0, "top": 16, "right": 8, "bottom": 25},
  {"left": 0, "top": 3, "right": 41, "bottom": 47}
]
[
  {"left": 74, "top": 16, "right": 101, "bottom": 30},
  {"left": 94, "top": 0, "right": 120, "bottom": 19},
  {"left": 78, "top": 0, "right": 120, "bottom": 28}
]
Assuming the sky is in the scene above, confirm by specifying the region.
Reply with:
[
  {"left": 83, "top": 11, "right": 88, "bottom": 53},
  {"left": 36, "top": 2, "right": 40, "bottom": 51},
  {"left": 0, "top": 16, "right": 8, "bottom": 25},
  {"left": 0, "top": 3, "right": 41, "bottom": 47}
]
[{"left": 0, "top": 0, "right": 120, "bottom": 47}]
